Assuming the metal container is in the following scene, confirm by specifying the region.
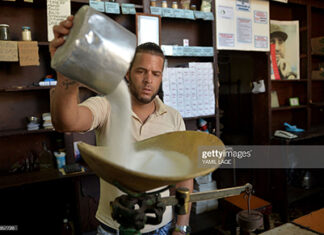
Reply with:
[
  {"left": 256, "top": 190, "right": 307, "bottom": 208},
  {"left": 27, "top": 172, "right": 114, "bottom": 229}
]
[
  {"left": 51, "top": 6, "right": 136, "bottom": 95},
  {"left": 0, "top": 24, "right": 9, "bottom": 40}
]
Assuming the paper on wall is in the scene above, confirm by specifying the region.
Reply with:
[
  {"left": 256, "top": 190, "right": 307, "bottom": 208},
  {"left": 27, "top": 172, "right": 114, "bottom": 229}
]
[
  {"left": 47, "top": 0, "right": 71, "bottom": 42},
  {"left": 216, "top": 0, "right": 269, "bottom": 52}
]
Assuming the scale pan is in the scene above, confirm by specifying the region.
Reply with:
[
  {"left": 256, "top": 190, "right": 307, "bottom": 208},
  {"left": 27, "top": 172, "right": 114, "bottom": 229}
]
[{"left": 78, "top": 130, "right": 225, "bottom": 192}]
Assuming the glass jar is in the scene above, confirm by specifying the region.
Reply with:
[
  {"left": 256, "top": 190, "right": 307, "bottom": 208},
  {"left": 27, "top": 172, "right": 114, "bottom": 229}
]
[
  {"left": 162, "top": 0, "right": 168, "bottom": 8},
  {"left": 172, "top": 1, "right": 178, "bottom": 9},
  {"left": 0, "top": 24, "right": 9, "bottom": 40},
  {"left": 22, "top": 26, "right": 32, "bottom": 41},
  {"left": 190, "top": 4, "right": 197, "bottom": 10},
  {"left": 150, "top": 0, "right": 157, "bottom": 7}
]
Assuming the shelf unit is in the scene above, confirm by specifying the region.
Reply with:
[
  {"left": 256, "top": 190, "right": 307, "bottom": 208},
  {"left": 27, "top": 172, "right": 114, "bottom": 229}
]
[
  {"left": 267, "top": 0, "right": 324, "bottom": 142},
  {"left": 0, "top": 0, "right": 219, "bottom": 233},
  {"left": 142, "top": 0, "right": 219, "bottom": 134}
]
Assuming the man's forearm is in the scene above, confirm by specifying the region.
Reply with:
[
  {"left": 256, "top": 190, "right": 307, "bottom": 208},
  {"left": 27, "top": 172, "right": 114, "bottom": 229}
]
[{"left": 50, "top": 73, "right": 80, "bottom": 132}]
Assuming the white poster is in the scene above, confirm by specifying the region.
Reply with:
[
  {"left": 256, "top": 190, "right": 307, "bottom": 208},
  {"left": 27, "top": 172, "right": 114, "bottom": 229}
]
[
  {"left": 237, "top": 18, "right": 252, "bottom": 43},
  {"left": 270, "top": 20, "right": 299, "bottom": 80},
  {"left": 47, "top": 0, "right": 71, "bottom": 42},
  {"left": 216, "top": 0, "right": 269, "bottom": 51}
]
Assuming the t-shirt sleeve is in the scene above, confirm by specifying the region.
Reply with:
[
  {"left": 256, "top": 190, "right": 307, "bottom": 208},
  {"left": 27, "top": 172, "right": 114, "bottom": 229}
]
[
  {"left": 78, "top": 96, "right": 110, "bottom": 131},
  {"left": 177, "top": 112, "right": 186, "bottom": 131}
]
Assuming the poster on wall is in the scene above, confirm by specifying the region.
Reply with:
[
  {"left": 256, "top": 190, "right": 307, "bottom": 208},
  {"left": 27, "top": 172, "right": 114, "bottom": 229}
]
[
  {"left": 216, "top": 0, "right": 269, "bottom": 52},
  {"left": 270, "top": 20, "right": 299, "bottom": 80}
]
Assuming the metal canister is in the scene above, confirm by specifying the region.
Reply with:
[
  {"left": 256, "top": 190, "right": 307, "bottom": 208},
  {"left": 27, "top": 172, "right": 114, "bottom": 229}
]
[{"left": 0, "top": 24, "right": 9, "bottom": 40}]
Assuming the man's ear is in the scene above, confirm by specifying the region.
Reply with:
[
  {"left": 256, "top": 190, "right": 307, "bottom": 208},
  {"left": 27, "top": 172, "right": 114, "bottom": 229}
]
[{"left": 125, "top": 70, "right": 130, "bottom": 82}]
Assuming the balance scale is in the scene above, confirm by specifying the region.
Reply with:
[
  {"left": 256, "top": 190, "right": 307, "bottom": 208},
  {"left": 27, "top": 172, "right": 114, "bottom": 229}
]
[{"left": 78, "top": 131, "right": 263, "bottom": 235}]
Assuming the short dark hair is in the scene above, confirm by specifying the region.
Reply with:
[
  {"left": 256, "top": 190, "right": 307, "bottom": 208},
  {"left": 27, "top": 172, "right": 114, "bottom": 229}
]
[{"left": 129, "top": 42, "right": 165, "bottom": 71}]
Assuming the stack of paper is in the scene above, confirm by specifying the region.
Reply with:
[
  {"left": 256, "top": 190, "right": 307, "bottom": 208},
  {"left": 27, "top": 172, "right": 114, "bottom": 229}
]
[{"left": 162, "top": 62, "right": 215, "bottom": 118}]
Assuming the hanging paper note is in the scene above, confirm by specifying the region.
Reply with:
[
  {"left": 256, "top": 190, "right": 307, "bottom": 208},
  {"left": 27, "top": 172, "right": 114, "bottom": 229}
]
[
  {"left": 0, "top": 41, "right": 18, "bottom": 62},
  {"left": 18, "top": 41, "right": 40, "bottom": 66},
  {"left": 121, "top": 3, "right": 136, "bottom": 14},
  {"left": 150, "top": 7, "right": 162, "bottom": 16},
  {"left": 105, "top": 2, "right": 120, "bottom": 14},
  {"left": 47, "top": 0, "right": 71, "bottom": 42},
  {"left": 90, "top": 0, "right": 105, "bottom": 12}
]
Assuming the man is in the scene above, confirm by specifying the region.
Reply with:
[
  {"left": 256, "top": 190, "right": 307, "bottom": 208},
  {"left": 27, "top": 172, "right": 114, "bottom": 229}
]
[
  {"left": 50, "top": 16, "right": 193, "bottom": 235},
  {"left": 270, "top": 24, "right": 297, "bottom": 80}
]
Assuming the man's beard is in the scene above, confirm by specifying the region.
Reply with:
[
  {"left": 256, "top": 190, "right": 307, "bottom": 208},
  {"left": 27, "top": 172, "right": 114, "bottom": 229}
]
[{"left": 128, "top": 75, "right": 160, "bottom": 104}]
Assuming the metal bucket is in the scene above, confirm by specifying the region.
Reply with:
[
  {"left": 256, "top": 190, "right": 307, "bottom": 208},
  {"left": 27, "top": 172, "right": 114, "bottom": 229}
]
[{"left": 51, "top": 5, "right": 136, "bottom": 95}]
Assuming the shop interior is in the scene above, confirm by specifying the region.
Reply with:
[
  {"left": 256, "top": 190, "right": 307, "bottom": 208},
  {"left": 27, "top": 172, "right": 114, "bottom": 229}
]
[{"left": 0, "top": 0, "right": 323, "bottom": 234}]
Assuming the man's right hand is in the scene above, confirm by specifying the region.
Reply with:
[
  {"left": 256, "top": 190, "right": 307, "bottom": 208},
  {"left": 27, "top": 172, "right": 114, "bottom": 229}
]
[{"left": 49, "top": 15, "right": 74, "bottom": 58}]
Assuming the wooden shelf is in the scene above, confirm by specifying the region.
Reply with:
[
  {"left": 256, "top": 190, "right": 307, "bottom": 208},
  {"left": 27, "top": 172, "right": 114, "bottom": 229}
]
[
  {"left": 38, "top": 41, "right": 49, "bottom": 46},
  {"left": 272, "top": 105, "right": 307, "bottom": 111},
  {"left": 0, "top": 168, "right": 94, "bottom": 190},
  {"left": 300, "top": 53, "right": 307, "bottom": 59},
  {"left": 0, "top": 128, "right": 55, "bottom": 138},
  {"left": 133, "top": 4, "right": 144, "bottom": 9},
  {"left": 311, "top": 54, "right": 324, "bottom": 57},
  {"left": 287, "top": 185, "right": 324, "bottom": 205},
  {"left": 184, "top": 115, "right": 216, "bottom": 121},
  {"left": 272, "top": 124, "right": 324, "bottom": 143},
  {"left": 166, "top": 55, "right": 214, "bottom": 58},
  {"left": 71, "top": 0, "right": 90, "bottom": 3},
  {"left": 0, "top": 85, "right": 55, "bottom": 92},
  {"left": 289, "top": 124, "right": 324, "bottom": 142},
  {"left": 271, "top": 79, "right": 308, "bottom": 83},
  {"left": 310, "top": 102, "right": 324, "bottom": 107},
  {"left": 300, "top": 26, "right": 308, "bottom": 32},
  {"left": 312, "top": 79, "right": 324, "bottom": 81}
]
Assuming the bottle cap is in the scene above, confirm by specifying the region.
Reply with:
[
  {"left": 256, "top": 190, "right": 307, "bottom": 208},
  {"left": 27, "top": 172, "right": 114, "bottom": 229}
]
[
  {"left": 0, "top": 24, "right": 9, "bottom": 27},
  {"left": 22, "top": 26, "right": 31, "bottom": 30},
  {"left": 63, "top": 218, "right": 68, "bottom": 223}
]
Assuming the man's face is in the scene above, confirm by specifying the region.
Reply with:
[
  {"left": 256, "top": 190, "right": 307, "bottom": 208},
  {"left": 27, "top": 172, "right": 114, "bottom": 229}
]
[
  {"left": 270, "top": 37, "right": 285, "bottom": 61},
  {"left": 126, "top": 52, "right": 164, "bottom": 104}
]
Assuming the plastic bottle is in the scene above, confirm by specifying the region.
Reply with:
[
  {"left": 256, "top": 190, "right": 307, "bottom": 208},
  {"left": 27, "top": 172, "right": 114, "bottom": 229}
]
[
  {"left": 61, "top": 218, "right": 73, "bottom": 235},
  {"left": 39, "top": 142, "right": 55, "bottom": 169}
]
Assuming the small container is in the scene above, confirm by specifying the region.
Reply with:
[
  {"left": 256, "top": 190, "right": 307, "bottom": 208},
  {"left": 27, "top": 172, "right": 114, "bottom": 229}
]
[
  {"left": 22, "top": 26, "right": 32, "bottom": 41},
  {"left": 162, "top": 0, "right": 168, "bottom": 8},
  {"left": 150, "top": 0, "right": 157, "bottom": 7},
  {"left": 190, "top": 4, "right": 196, "bottom": 10},
  {"left": 0, "top": 24, "right": 9, "bottom": 40},
  {"left": 172, "top": 1, "right": 178, "bottom": 9},
  {"left": 54, "top": 151, "right": 66, "bottom": 169}
]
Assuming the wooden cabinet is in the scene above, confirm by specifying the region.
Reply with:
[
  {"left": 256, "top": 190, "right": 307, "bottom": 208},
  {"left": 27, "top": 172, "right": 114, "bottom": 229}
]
[
  {"left": 268, "top": 0, "right": 324, "bottom": 143},
  {"left": 142, "top": 0, "right": 219, "bottom": 133},
  {"left": 0, "top": 0, "right": 219, "bottom": 233},
  {"left": 0, "top": 0, "right": 219, "bottom": 177}
]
